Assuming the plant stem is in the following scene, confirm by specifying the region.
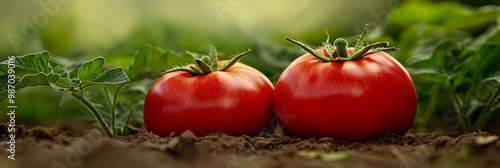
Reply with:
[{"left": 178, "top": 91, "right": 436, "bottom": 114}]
[
  {"left": 418, "top": 84, "right": 440, "bottom": 128},
  {"left": 444, "top": 86, "right": 471, "bottom": 132},
  {"left": 334, "top": 38, "right": 349, "bottom": 58},
  {"left": 121, "top": 104, "right": 137, "bottom": 134},
  {"left": 111, "top": 84, "right": 125, "bottom": 136},
  {"left": 473, "top": 88, "right": 499, "bottom": 130},
  {"left": 195, "top": 59, "right": 213, "bottom": 75},
  {"left": 72, "top": 91, "right": 114, "bottom": 137}
]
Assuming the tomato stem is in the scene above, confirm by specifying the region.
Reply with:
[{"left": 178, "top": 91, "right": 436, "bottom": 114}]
[
  {"left": 334, "top": 38, "right": 349, "bottom": 58},
  {"left": 196, "top": 59, "right": 214, "bottom": 75}
]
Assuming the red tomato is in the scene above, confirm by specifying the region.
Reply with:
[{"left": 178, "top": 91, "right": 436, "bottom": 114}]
[
  {"left": 144, "top": 57, "right": 274, "bottom": 137},
  {"left": 275, "top": 39, "right": 417, "bottom": 140}
]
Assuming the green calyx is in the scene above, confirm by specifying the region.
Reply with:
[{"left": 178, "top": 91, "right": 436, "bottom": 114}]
[
  {"left": 285, "top": 24, "right": 398, "bottom": 62},
  {"left": 165, "top": 47, "right": 251, "bottom": 76}
]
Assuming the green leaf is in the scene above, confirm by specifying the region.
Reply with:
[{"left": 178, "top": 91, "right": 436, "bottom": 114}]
[
  {"left": 50, "top": 56, "right": 86, "bottom": 79},
  {"left": 49, "top": 74, "right": 74, "bottom": 90},
  {"left": 405, "top": 37, "right": 445, "bottom": 68},
  {"left": 78, "top": 57, "right": 130, "bottom": 87},
  {"left": 89, "top": 67, "right": 129, "bottom": 85},
  {"left": 429, "top": 40, "right": 461, "bottom": 71},
  {"left": 0, "top": 73, "right": 52, "bottom": 102},
  {"left": 408, "top": 68, "right": 451, "bottom": 87},
  {"left": 126, "top": 44, "right": 167, "bottom": 82},
  {"left": 0, "top": 62, "right": 11, "bottom": 90},
  {"left": 484, "top": 71, "right": 500, "bottom": 86},
  {"left": 0, "top": 51, "right": 74, "bottom": 102},
  {"left": 443, "top": 6, "right": 500, "bottom": 32},
  {"left": 118, "top": 81, "right": 150, "bottom": 110},
  {"left": 14, "top": 51, "right": 51, "bottom": 74},
  {"left": 405, "top": 37, "right": 466, "bottom": 76},
  {"left": 78, "top": 57, "right": 105, "bottom": 82},
  {"left": 0, "top": 64, "right": 8, "bottom": 76},
  {"left": 397, "top": 25, "right": 423, "bottom": 64},
  {"left": 0, "top": 75, "right": 7, "bottom": 91},
  {"left": 467, "top": 26, "right": 500, "bottom": 79}
]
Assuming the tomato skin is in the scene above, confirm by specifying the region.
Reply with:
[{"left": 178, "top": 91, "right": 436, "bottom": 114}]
[
  {"left": 144, "top": 61, "right": 274, "bottom": 137},
  {"left": 274, "top": 48, "right": 417, "bottom": 140}
]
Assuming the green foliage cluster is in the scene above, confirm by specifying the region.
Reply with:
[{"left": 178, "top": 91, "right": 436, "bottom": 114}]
[{"left": 378, "top": 1, "right": 500, "bottom": 132}]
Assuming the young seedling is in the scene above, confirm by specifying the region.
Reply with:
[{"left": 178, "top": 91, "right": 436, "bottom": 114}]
[{"left": 0, "top": 52, "right": 129, "bottom": 137}]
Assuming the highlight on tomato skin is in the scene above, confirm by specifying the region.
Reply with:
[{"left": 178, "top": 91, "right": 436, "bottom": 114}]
[
  {"left": 143, "top": 49, "right": 275, "bottom": 137},
  {"left": 274, "top": 25, "right": 418, "bottom": 140}
]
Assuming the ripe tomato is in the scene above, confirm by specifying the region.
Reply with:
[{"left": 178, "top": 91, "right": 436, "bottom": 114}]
[
  {"left": 144, "top": 50, "right": 274, "bottom": 137},
  {"left": 275, "top": 29, "right": 417, "bottom": 140}
]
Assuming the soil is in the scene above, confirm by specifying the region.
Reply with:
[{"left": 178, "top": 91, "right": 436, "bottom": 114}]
[{"left": 1, "top": 122, "right": 499, "bottom": 168}]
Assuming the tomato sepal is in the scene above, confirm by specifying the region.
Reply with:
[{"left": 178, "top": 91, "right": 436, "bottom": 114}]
[
  {"left": 163, "top": 48, "right": 251, "bottom": 76},
  {"left": 285, "top": 24, "right": 399, "bottom": 62}
]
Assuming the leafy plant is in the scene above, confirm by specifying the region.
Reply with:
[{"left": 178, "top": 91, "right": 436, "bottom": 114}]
[
  {"left": 406, "top": 26, "right": 500, "bottom": 132},
  {"left": 0, "top": 51, "right": 129, "bottom": 137},
  {"left": 381, "top": 0, "right": 499, "bottom": 65}
]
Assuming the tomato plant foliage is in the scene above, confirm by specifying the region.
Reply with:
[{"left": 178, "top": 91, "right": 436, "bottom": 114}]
[
  {"left": 0, "top": 51, "right": 129, "bottom": 137},
  {"left": 406, "top": 26, "right": 500, "bottom": 132}
]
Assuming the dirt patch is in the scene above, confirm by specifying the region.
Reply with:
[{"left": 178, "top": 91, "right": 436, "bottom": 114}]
[{"left": 1, "top": 123, "right": 499, "bottom": 168}]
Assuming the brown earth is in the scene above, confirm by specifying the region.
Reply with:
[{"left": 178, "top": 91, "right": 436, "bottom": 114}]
[{"left": 0, "top": 123, "right": 499, "bottom": 168}]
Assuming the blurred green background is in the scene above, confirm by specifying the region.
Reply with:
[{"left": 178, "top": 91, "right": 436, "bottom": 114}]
[{"left": 1, "top": 0, "right": 499, "bottom": 133}]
